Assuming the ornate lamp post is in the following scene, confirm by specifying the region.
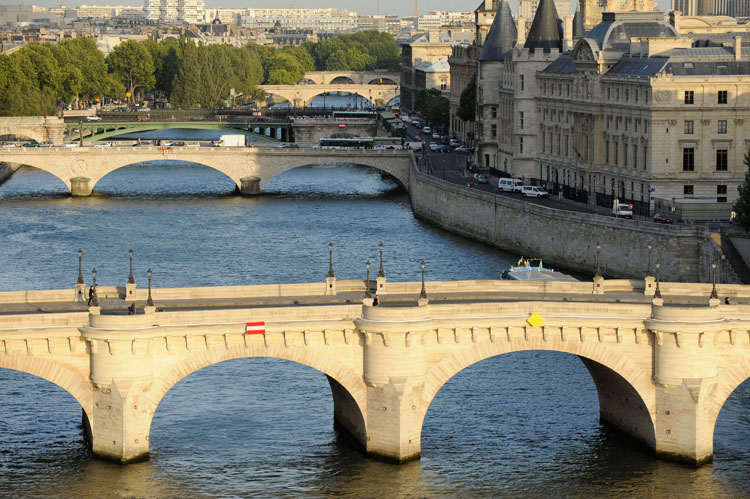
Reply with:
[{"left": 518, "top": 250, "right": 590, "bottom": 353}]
[
  {"left": 364, "top": 261, "right": 372, "bottom": 298},
  {"left": 595, "top": 243, "right": 602, "bottom": 278},
  {"left": 710, "top": 261, "right": 718, "bottom": 300},
  {"left": 654, "top": 262, "right": 662, "bottom": 299},
  {"left": 77, "top": 248, "right": 84, "bottom": 284},
  {"left": 378, "top": 242, "right": 384, "bottom": 278},
  {"left": 146, "top": 268, "right": 154, "bottom": 307},
  {"left": 419, "top": 260, "right": 427, "bottom": 299},
  {"left": 127, "top": 248, "right": 135, "bottom": 284},
  {"left": 327, "top": 242, "right": 334, "bottom": 278},
  {"left": 91, "top": 268, "right": 99, "bottom": 307},
  {"left": 647, "top": 243, "right": 653, "bottom": 277}
]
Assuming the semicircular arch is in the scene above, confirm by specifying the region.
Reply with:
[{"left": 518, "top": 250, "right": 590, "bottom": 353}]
[
  {"left": 330, "top": 76, "right": 356, "bottom": 85},
  {"left": 419, "top": 339, "right": 655, "bottom": 429},
  {"left": 708, "top": 356, "right": 750, "bottom": 430},
  {"left": 0, "top": 353, "right": 92, "bottom": 417},
  {"left": 368, "top": 78, "right": 398, "bottom": 85},
  {"left": 146, "top": 346, "right": 367, "bottom": 434}
]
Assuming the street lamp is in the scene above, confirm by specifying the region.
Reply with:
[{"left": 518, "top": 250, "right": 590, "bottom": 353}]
[
  {"left": 595, "top": 243, "right": 602, "bottom": 278},
  {"left": 146, "top": 268, "right": 154, "bottom": 307},
  {"left": 647, "top": 243, "right": 653, "bottom": 277},
  {"left": 364, "top": 261, "right": 372, "bottom": 298},
  {"left": 419, "top": 260, "right": 427, "bottom": 299},
  {"left": 710, "top": 261, "right": 718, "bottom": 300},
  {"left": 127, "top": 248, "right": 135, "bottom": 284},
  {"left": 77, "top": 248, "right": 84, "bottom": 284},
  {"left": 655, "top": 262, "right": 662, "bottom": 299},
  {"left": 378, "top": 242, "right": 384, "bottom": 278},
  {"left": 91, "top": 268, "right": 99, "bottom": 307},
  {"left": 327, "top": 242, "right": 334, "bottom": 278}
]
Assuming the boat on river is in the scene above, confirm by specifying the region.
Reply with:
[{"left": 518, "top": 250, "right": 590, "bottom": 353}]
[{"left": 502, "top": 258, "right": 578, "bottom": 282}]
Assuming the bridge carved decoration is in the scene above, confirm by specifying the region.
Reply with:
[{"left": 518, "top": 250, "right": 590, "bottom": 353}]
[
  {"left": 0, "top": 148, "right": 412, "bottom": 196},
  {"left": 0, "top": 278, "right": 748, "bottom": 465}
]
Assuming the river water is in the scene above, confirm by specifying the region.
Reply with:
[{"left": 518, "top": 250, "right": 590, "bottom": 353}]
[{"left": 0, "top": 144, "right": 747, "bottom": 497}]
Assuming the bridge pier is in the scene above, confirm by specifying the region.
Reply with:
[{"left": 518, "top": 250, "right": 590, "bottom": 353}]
[
  {"left": 355, "top": 303, "right": 430, "bottom": 463},
  {"left": 82, "top": 312, "right": 158, "bottom": 463},
  {"left": 240, "top": 176, "right": 261, "bottom": 196},
  {"left": 646, "top": 304, "right": 723, "bottom": 465},
  {"left": 70, "top": 177, "right": 94, "bottom": 197}
]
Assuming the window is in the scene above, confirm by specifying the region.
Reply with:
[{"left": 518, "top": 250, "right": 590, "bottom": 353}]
[
  {"left": 519, "top": 111, "right": 524, "bottom": 129},
  {"left": 716, "top": 148, "right": 728, "bottom": 171},
  {"left": 491, "top": 124, "right": 497, "bottom": 137},
  {"left": 718, "top": 185, "right": 727, "bottom": 203},
  {"left": 519, "top": 136, "right": 524, "bottom": 154},
  {"left": 684, "top": 120, "right": 694, "bottom": 134},
  {"left": 718, "top": 120, "right": 727, "bottom": 134},
  {"left": 491, "top": 106, "right": 497, "bottom": 118},
  {"left": 520, "top": 75, "right": 524, "bottom": 91},
  {"left": 684, "top": 185, "right": 694, "bottom": 195},
  {"left": 718, "top": 90, "right": 728, "bottom": 104},
  {"left": 684, "top": 90, "right": 694, "bottom": 104},
  {"left": 683, "top": 148, "right": 695, "bottom": 171}
]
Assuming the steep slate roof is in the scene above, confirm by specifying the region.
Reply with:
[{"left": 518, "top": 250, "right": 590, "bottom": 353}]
[
  {"left": 573, "top": 9, "right": 585, "bottom": 39},
  {"left": 524, "top": 0, "right": 563, "bottom": 53},
  {"left": 478, "top": 0, "right": 517, "bottom": 61}
]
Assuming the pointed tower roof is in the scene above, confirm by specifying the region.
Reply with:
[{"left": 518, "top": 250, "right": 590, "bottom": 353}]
[
  {"left": 478, "top": 0, "right": 517, "bottom": 61},
  {"left": 524, "top": 0, "right": 563, "bottom": 53},
  {"left": 573, "top": 8, "right": 585, "bottom": 39}
]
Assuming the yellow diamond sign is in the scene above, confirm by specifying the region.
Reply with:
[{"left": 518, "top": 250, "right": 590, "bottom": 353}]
[{"left": 527, "top": 312, "right": 544, "bottom": 328}]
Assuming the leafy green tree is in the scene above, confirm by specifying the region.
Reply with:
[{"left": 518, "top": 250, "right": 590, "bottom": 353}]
[
  {"left": 14, "top": 42, "right": 63, "bottom": 99},
  {"left": 282, "top": 46, "right": 315, "bottom": 73},
  {"left": 735, "top": 148, "right": 750, "bottom": 232},
  {"left": 265, "top": 51, "right": 303, "bottom": 84},
  {"left": 415, "top": 88, "right": 449, "bottom": 129},
  {"left": 457, "top": 72, "right": 476, "bottom": 122},
  {"left": 106, "top": 40, "right": 156, "bottom": 100},
  {"left": 0, "top": 55, "right": 53, "bottom": 115},
  {"left": 171, "top": 37, "right": 205, "bottom": 107},
  {"left": 53, "top": 37, "right": 122, "bottom": 102}
]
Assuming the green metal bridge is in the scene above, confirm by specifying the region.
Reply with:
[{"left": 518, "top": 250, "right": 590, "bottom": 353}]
[{"left": 65, "top": 121, "right": 292, "bottom": 142}]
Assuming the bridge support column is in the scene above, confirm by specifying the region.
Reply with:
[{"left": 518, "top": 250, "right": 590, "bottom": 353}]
[
  {"left": 647, "top": 304, "right": 722, "bottom": 465},
  {"left": 83, "top": 313, "right": 159, "bottom": 463},
  {"left": 240, "top": 176, "right": 261, "bottom": 196},
  {"left": 355, "top": 304, "right": 430, "bottom": 463},
  {"left": 70, "top": 177, "right": 93, "bottom": 197}
]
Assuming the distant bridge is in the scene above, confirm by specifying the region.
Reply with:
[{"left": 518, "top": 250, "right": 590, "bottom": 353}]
[
  {"left": 302, "top": 70, "right": 400, "bottom": 85},
  {"left": 0, "top": 147, "right": 411, "bottom": 196},
  {"left": 0, "top": 275, "right": 748, "bottom": 465},
  {"left": 260, "top": 83, "right": 399, "bottom": 108},
  {"left": 66, "top": 120, "right": 291, "bottom": 142}
]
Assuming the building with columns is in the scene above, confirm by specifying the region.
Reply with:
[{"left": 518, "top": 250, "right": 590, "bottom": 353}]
[{"left": 473, "top": 0, "right": 750, "bottom": 220}]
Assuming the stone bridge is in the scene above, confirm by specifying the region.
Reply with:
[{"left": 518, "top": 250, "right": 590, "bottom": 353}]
[
  {"left": 260, "top": 83, "right": 400, "bottom": 108},
  {"left": 0, "top": 116, "right": 66, "bottom": 144},
  {"left": 0, "top": 147, "right": 412, "bottom": 196},
  {"left": 0, "top": 276, "right": 748, "bottom": 465},
  {"left": 303, "top": 71, "right": 400, "bottom": 85}
]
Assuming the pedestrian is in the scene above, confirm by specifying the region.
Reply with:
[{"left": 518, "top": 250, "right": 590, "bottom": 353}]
[
  {"left": 128, "top": 303, "right": 136, "bottom": 315},
  {"left": 725, "top": 297, "right": 731, "bottom": 305},
  {"left": 373, "top": 294, "right": 379, "bottom": 306},
  {"left": 730, "top": 210, "right": 736, "bottom": 224},
  {"left": 87, "top": 284, "right": 95, "bottom": 306}
]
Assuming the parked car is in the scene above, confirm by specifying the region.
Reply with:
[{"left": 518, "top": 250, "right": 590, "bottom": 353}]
[
  {"left": 653, "top": 213, "right": 674, "bottom": 224},
  {"left": 38, "top": 141, "right": 54, "bottom": 147},
  {"left": 422, "top": 126, "right": 432, "bottom": 135},
  {"left": 92, "top": 141, "right": 114, "bottom": 147},
  {"left": 274, "top": 143, "right": 299, "bottom": 148},
  {"left": 521, "top": 185, "right": 549, "bottom": 198},
  {"left": 454, "top": 145, "right": 474, "bottom": 153},
  {"left": 449, "top": 138, "right": 460, "bottom": 147},
  {"left": 22, "top": 141, "right": 39, "bottom": 147},
  {"left": 1, "top": 141, "right": 17, "bottom": 148},
  {"left": 86, "top": 115, "right": 102, "bottom": 121},
  {"left": 612, "top": 203, "right": 634, "bottom": 218},
  {"left": 498, "top": 177, "right": 524, "bottom": 192},
  {"left": 60, "top": 142, "right": 80, "bottom": 148},
  {"left": 476, "top": 174, "right": 489, "bottom": 184},
  {"left": 432, "top": 132, "right": 441, "bottom": 140}
]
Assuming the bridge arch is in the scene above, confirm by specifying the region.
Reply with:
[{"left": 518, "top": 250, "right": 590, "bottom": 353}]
[
  {"left": 367, "top": 78, "right": 398, "bottom": 85},
  {"left": 146, "top": 345, "right": 368, "bottom": 442},
  {"left": 709, "top": 357, "right": 750, "bottom": 434},
  {"left": 0, "top": 351, "right": 93, "bottom": 418},
  {"left": 330, "top": 76, "right": 356, "bottom": 85},
  {"left": 418, "top": 338, "right": 656, "bottom": 448}
]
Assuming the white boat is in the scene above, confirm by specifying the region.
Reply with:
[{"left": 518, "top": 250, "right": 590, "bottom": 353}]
[{"left": 502, "top": 258, "right": 578, "bottom": 282}]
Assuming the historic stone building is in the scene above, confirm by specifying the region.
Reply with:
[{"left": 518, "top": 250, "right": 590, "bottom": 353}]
[{"left": 474, "top": 0, "right": 750, "bottom": 220}]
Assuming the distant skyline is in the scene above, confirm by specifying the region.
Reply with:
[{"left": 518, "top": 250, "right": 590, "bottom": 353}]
[{"left": 1, "top": 0, "right": 676, "bottom": 20}]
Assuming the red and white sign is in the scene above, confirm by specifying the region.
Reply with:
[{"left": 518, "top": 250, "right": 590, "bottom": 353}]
[
  {"left": 338, "top": 123, "right": 346, "bottom": 128},
  {"left": 245, "top": 321, "right": 266, "bottom": 335}
]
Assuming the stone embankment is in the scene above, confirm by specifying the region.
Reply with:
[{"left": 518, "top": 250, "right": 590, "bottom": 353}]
[
  {"left": 0, "top": 162, "right": 18, "bottom": 187},
  {"left": 408, "top": 161, "right": 732, "bottom": 283}
]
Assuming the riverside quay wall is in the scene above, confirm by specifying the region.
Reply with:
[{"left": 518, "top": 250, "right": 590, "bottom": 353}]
[{"left": 409, "top": 164, "right": 722, "bottom": 283}]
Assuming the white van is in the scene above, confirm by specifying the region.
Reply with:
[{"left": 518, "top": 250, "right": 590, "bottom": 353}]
[
  {"left": 498, "top": 178, "right": 523, "bottom": 192},
  {"left": 521, "top": 185, "right": 549, "bottom": 198}
]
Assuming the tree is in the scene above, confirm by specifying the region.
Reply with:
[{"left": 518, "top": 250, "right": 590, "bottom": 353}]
[
  {"left": 106, "top": 40, "right": 156, "bottom": 101},
  {"left": 415, "top": 88, "right": 449, "bottom": 129},
  {"left": 457, "top": 72, "right": 476, "bottom": 122},
  {"left": 735, "top": 148, "right": 750, "bottom": 232}
]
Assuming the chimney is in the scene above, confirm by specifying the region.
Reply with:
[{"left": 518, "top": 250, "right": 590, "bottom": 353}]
[
  {"left": 735, "top": 35, "right": 742, "bottom": 60},
  {"left": 517, "top": 16, "right": 526, "bottom": 46},
  {"left": 564, "top": 15, "right": 573, "bottom": 51}
]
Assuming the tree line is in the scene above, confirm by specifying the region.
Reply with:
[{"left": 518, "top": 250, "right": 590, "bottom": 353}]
[{"left": 0, "top": 30, "right": 400, "bottom": 115}]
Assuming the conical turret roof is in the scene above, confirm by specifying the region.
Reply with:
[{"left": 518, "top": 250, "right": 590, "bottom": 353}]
[
  {"left": 524, "top": 0, "right": 563, "bottom": 53},
  {"left": 478, "top": 0, "right": 516, "bottom": 61}
]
